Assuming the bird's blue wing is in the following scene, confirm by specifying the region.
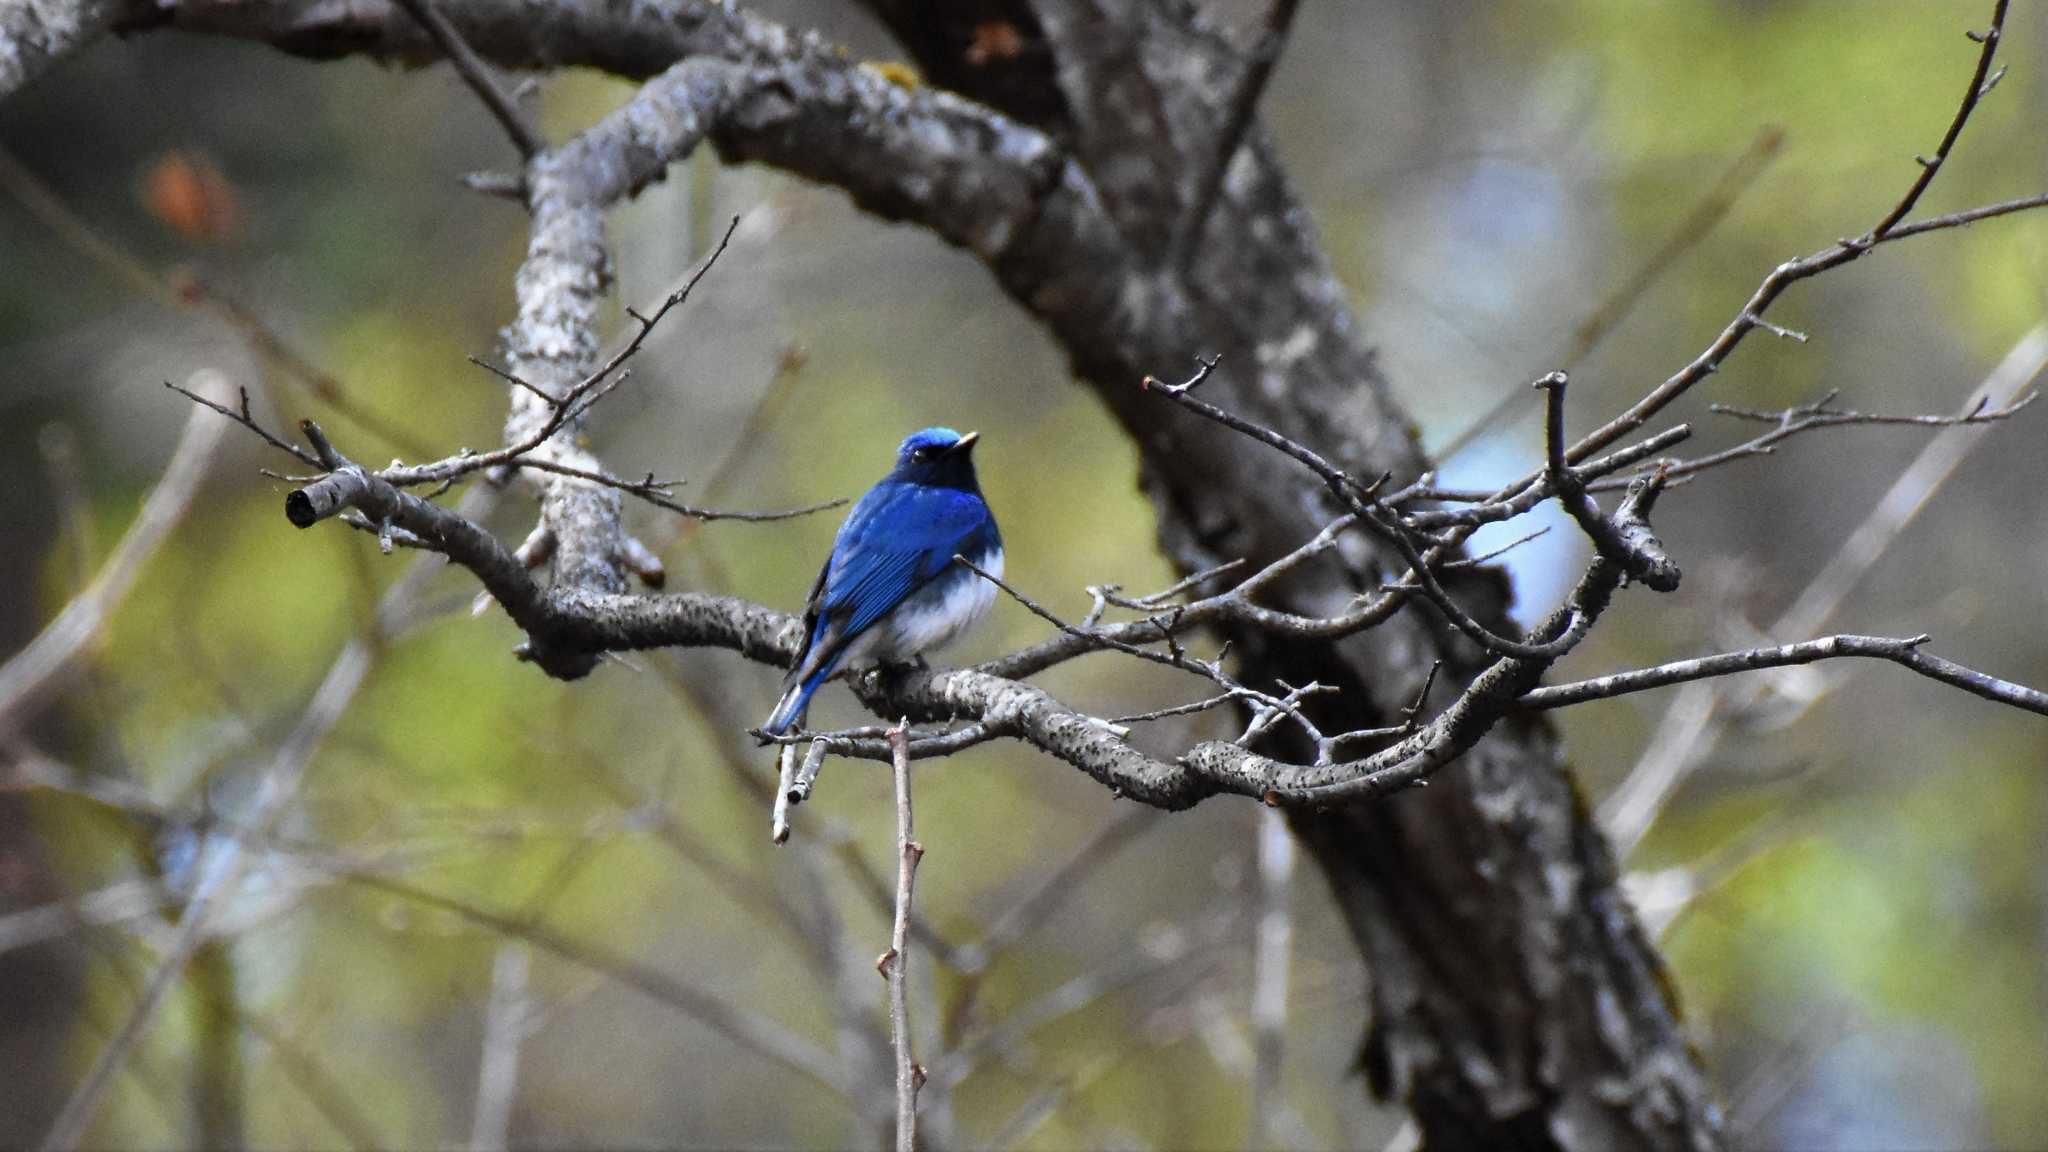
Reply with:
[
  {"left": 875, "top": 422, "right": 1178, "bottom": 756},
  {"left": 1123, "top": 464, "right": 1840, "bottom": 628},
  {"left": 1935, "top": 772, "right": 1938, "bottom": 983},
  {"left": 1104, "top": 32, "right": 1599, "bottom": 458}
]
[{"left": 821, "top": 483, "right": 993, "bottom": 641}]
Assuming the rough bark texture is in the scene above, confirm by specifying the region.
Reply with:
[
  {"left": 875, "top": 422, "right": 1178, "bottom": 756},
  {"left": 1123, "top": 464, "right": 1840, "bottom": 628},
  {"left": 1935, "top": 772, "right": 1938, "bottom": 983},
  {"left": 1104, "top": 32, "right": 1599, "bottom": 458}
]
[{"left": 0, "top": 0, "right": 122, "bottom": 96}]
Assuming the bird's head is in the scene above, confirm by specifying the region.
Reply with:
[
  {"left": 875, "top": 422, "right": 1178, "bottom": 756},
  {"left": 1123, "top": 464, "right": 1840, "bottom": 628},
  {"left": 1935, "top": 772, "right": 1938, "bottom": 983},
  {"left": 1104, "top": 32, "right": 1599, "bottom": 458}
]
[{"left": 890, "top": 426, "right": 983, "bottom": 490}]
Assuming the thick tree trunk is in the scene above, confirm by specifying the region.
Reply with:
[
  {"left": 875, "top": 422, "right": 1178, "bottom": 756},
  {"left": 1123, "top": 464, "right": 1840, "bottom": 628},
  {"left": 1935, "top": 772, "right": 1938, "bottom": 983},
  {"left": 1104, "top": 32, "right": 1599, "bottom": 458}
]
[{"left": 867, "top": 4, "right": 1722, "bottom": 1148}]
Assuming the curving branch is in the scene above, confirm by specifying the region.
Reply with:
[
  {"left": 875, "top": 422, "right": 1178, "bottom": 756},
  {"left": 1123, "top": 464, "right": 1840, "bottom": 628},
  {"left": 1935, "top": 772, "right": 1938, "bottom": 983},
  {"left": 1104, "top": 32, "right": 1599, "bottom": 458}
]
[{"left": 218, "top": 369, "right": 2047, "bottom": 824}]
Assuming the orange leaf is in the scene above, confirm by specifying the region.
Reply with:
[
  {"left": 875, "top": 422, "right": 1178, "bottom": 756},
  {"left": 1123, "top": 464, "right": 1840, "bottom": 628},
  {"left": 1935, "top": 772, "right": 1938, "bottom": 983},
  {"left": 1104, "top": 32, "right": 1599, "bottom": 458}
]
[
  {"left": 966, "top": 21, "right": 1024, "bottom": 66},
  {"left": 143, "top": 150, "right": 242, "bottom": 245}
]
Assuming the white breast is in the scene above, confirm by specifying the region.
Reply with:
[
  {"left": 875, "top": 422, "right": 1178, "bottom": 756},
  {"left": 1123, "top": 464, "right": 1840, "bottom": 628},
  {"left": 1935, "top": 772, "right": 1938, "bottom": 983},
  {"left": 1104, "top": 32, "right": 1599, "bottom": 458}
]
[{"left": 845, "top": 546, "right": 1002, "bottom": 666}]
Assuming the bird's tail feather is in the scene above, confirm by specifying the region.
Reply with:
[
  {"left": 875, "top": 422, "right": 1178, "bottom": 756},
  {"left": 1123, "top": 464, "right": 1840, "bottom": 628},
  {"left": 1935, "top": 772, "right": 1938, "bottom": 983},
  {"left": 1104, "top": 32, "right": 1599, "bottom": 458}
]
[{"left": 762, "top": 670, "right": 827, "bottom": 737}]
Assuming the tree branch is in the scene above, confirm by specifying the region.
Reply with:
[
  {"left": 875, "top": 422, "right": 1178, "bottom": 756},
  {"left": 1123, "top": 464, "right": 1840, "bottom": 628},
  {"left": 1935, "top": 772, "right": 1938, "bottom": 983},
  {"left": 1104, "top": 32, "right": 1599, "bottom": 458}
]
[
  {"left": 881, "top": 722, "right": 923, "bottom": 1152},
  {"left": 386, "top": 0, "right": 543, "bottom": 157},
  {"left": 1521, "top": 634, "right": 2048, "bottom": 716}
]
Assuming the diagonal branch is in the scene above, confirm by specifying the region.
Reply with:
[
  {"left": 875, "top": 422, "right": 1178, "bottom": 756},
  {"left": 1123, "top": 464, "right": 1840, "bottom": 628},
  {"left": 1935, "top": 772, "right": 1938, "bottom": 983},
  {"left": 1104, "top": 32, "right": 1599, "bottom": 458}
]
[
  {"left": 1522, "top": 634, "right": 2048, "bottom": 716},
  {"left": 386, "top": 0, "right": 542, "bottom": 157},
  {"left": 0, "top": 370, "right": 230, "bottom": 728},
  {"left": 1561, "top": 0, "right": 2019, "bottom": 466}
]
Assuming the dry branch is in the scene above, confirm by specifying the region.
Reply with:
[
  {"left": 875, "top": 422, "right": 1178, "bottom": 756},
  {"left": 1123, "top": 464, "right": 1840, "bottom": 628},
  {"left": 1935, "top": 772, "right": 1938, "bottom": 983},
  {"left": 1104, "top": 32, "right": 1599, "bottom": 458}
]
[{"left": 882, "top": 722, "right": 922, "bottom": 1152}]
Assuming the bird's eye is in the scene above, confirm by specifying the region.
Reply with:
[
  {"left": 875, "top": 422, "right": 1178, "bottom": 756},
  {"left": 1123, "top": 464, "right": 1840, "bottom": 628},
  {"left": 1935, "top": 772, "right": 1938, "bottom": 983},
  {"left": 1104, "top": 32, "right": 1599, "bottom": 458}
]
[{"left": 913, "top": 448, "right": 932, "bottom": 462}]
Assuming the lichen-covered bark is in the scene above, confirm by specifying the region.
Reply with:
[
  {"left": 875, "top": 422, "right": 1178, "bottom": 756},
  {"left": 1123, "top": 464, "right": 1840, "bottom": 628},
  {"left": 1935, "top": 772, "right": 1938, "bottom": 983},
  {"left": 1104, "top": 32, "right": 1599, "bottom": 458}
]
[{"left": 0, "top": 0, "right": 125, "bottom": 97}]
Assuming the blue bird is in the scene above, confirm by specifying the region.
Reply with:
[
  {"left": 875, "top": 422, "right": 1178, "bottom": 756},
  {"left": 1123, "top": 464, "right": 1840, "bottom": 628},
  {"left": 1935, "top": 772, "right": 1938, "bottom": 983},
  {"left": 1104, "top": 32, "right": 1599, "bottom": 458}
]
[{"left": 762, "top": 427, "right": 1003, "bottom": 736}]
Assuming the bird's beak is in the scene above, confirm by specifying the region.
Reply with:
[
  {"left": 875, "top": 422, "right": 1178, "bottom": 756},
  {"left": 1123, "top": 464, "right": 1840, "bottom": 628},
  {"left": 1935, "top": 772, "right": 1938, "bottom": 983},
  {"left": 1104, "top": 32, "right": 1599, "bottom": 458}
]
[{"left": 949, "top": 430, "right": 980, "bottom": 454}]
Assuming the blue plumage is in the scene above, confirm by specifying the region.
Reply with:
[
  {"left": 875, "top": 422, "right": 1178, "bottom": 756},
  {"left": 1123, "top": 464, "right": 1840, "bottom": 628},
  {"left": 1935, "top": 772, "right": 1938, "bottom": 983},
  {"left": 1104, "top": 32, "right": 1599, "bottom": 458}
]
[{"left": 762, "top": 428, "right": 1002, "bottom": 736}]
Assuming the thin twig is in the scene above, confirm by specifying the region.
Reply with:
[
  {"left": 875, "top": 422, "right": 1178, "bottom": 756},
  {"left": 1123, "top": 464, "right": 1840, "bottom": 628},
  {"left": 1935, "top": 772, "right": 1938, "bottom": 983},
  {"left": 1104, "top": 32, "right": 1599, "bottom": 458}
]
[
  {"left": 1560, "top": 0, "right": 2017, "bottom": 467},
  {"left": 954, "top": 553, "right": 1320, "bottom": 735},
  {"left": 771, "top": 743, "right": 800, "bottom": 844},
  {"left": 1146, "top": 362, "right": 1606, "bottom": 660},
  {"left": 166, "top": 378, "right": 320, "bottom": 468},
  {"left": 511, "top": 456, "right": 847, "bottom": 522},
  {"left": 0, "top": 144, "right": 429, "bottom": 460},
  {"left": 1626, "top": 388, "right": 2032, "bottom": 486},
  {"left": 1437, "top": 123, "right": 1786, "bottom": 459},
  {"left": 1521, "top": 633, "right": 2048, "bottom": 716},
  {"left": 882, "top": 722, "right": 923, "bottom": 1152},
  {"left": 0, "top": 372, "right": 230, "bottom": 728},
  {"left": 468, "top": 944, "right": 530, "bottom": 1152},
  {"left": 1868, "top": 2, "right": 2008, "bottom": 240},
  {"left": 388, "top": 0, "right": 544, "bottom": 158},
  {"left": 1598, "top": 325, "right": 2048, "bottom": 854},
  {"left": 36, "top": 485, "right": 499, "bottom": 1152},
  {"left": 1247, "top": 806, "right": 1295, "bottom": 1151},
  {"left": 361, "top": 216, "right": 742, "bottom": 492}
]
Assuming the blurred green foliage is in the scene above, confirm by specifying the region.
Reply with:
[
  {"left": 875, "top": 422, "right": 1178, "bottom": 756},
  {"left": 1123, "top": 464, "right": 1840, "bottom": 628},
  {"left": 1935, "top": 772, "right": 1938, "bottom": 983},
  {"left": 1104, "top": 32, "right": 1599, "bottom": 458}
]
[{"left": 2, "top": 1, "right": 2046, "bottom": 1148}]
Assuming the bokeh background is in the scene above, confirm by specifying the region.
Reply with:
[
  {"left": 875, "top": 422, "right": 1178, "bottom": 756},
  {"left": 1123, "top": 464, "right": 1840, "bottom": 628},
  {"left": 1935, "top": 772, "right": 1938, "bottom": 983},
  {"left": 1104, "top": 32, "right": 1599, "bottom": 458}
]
[{"left": 3, "top": 1, "right": 2047, "bottom": 1148}]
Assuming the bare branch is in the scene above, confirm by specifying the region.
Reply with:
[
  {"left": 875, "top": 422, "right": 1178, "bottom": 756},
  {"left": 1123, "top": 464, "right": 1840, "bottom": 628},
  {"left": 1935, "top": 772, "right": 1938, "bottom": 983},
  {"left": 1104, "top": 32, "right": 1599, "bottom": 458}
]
[
  {"left": 1868, "top": 1, "right": 2009, "bottom": 239},
  {"left": 1247, "top": 807, "right": 1295, "bottom": 1151},
  {"left": 467, "top": 944, "right": 530, "bottom": 1152},
  {"left": 770, "top": 743, "right": 800, "bottom": 845},
  {"left": 1437, "top": 123, "right": 1787, "bottom": 458},
  {"left": 883, "top": 722, "right": 923, "bottom": 1152},
  {"left": 508, "top": 455, "right": 847, "bottom": 523},
  {"left": 1144, "top": 357, "right": 1378, "bottom": 503},
  {"left": 1562, "top": 0, "right": 2021, "bottom": 466},
  {"left": 35, "top": 483, "right": 500, "bottom": 1152},
  {"left": 1147, "top": 364, "right": 1612, "bottom": 661},
  {"left": 164, "top": 378, "right": 319, "bottom": 468},
  {"left": 1708, "top": 390, "right": 2034, "bottom": 430},
  {"left": 1521, "top": 633, "right": 2048, "bottom": 717},
  {"left": 386, "top": 0, "right": 543, "bottom": 158},
  {"left": 0, "top": 371, "right": 230, "bottom": 728},
  {"left": 362, "top": 215, "right": 742, "bottom": 497},
  {"left": 1537, "top": 373, "right": 1682, "bottom": 592},
  {"left": 1601, "top": 325, "right": 2048, "bottom": 855},
  {"left": 344, "top": 870, "right": 846, "bottom": 1092}
]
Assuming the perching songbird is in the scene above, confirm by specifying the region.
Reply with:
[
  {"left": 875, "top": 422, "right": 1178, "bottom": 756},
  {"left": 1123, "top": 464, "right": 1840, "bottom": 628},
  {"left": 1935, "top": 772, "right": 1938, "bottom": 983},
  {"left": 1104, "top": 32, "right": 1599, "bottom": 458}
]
[{"left": 761, "top": 427, "right": 1002, "bottom": 736}]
